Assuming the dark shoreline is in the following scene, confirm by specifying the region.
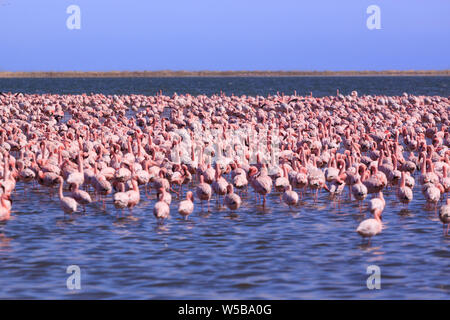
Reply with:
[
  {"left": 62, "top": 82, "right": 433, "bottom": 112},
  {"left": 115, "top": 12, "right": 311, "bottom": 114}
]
[{"left": 1, "top": 70, "right": 449, "bottom": 78}]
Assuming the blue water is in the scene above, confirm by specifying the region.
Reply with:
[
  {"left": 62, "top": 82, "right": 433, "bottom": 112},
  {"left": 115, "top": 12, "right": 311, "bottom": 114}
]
[
  {"left": 0, "top": 76, "right": 449, "bottom": 97},
  {"left": 0, "top": 76, "right": 449, "bottom": 299}
]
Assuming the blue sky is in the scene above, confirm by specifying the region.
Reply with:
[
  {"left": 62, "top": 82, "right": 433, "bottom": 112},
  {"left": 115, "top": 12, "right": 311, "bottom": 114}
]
[{"left": 0, "top": 0, "right": 449, "bottom": 71}]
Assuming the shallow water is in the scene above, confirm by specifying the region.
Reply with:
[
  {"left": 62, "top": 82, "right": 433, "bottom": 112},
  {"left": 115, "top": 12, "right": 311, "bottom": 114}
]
[
  {"left": 0, "top": 76, "right": 449, "bottom": 299},
  {"left": 1, "top": 178, "right": 449, "bottom": 299},
  {"left": 1, "top": 76, "right": 449, "bottom": 97}
]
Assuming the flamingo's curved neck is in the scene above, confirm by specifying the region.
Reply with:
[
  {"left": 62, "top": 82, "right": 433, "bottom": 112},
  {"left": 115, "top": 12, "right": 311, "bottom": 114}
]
[{"left": 58, "top": 179, "right": 64, "bottom": 200}]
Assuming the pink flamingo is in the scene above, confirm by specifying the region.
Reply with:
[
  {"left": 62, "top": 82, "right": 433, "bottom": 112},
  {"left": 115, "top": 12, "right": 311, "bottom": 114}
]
[
  {"left": 57, "top": 176, "right": 77, "bottom": 214},
  {"left": 352, "top": 167, "right": 368, "bottom": 213},
  {"left": 398, "top": 171, "right": 413, "bottom": 205},
  {"left": 125, "top": 179, "right": 140, "bottom": 212},
  {"left": 178, "top": 191, "right": 194, "bottom": 220},
  {"left": 67, "top": 151, "right": 84, "bottom": 187},
  {"left": 364, "top": 165, "right": 386, "bottom": 194},
  {"left": 224, "top": 184, "right": 242, "bottom": 213},
  {"left": 0, "top": 187, "right": 11, "bottom": 221},
  {"left": 274, "top": 163, "right": 290, "bottom": 192},
  {"left": 282, "top": 185, "right": 299, "bottom": 208},
  {"left": 212, "top": 164, "right": 228, "bottom": 203},
  {"left": 113, "top": 182, "right": 129, "bottom": 212},
  {"left": 369, "top": 191, "right": 385, "bottom": 214},
  {"left": 70, "top": 182, "right": 92, "bottom": 212},
  {"left": 196, "top": 175, "right": 212, "bottom": 211},
  {"left": 154, "top": 188, "right": 170, "bottom": 223},
  {"left": 439, "top": 199, "right": 450, "bottom": 236},
  {"left": 356, "top": 209, "right": 382, "bottom": 245},
  {"left": 248, "top": 166, "right": 272, "bottom": 207}
]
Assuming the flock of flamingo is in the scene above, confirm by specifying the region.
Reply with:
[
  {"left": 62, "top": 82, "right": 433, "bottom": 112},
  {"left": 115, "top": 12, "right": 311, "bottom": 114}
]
[{"left": 0, "top": 90, "right": 449, "bottom": 244}]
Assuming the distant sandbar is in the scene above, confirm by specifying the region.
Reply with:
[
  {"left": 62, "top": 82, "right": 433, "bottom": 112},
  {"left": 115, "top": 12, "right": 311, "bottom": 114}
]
[{"left": 0, "top": 70, "right": 449, "bottom": 78}]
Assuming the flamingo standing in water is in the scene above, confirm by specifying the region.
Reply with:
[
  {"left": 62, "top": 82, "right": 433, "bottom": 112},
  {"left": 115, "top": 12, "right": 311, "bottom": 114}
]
[
  {"left": 282, "top": 185, "right": 298, "bottom": 208},
  {"left": 249, "top": 166, "right": 272, "bottom": 207},
  {"left": 212, "top": 164, "right": 228, "bottom": 204},
  {"left": 93, "top": 162, "right": 112, "bottom": 206},
  {"left": 196, "top": 175, "right": 212, "bottom": 211},
  {"left": 154, "top": 188, "right": 170, "bottom": 223},
  {"left": 423, "top": 183, "right": 441, "bottom": 207},
  {"left": 0, "top": 186, "right": 11, "bottom": 221},
  {"left": 224, "top": 184, "right": 241, "bottom": 213},
  {"left": 274, "top": 163, "right": 290, "bottom": 192},
  {"left": 70, "top": 182, "right": 92, "bottom": 212},
  {"left": 153, "top": 168, "right": 170, "bottom": 191},
  {"left": 125, "top": 179, "right": 140, "bottom": 213},
  {"left": 356, "top": 209, "right": 383, "bottom": 245},
  {"left": 368, "top": 191, "right": 385, "bottom": 215},
  {"left": 364, "top": 165, "right": 387, "bottom": 194},
  {"left": 157, "top": 185, "right": 172, "bottom": 205},
  {"left": 113, "top": 182, "right": 129, "bottom": 214},
  {"left": 307, "top": 157, "right": 326, "bottom": 202},
  {"left": 57, "top": 176, "right": 77, "bottom": 214},
  {"left": 439, "top": 199, "right": 450, "bottom": 236},
  {"left": 168, "top": 164, "right": 183, "bottom": 196},
  {"left": 352, "top": 171, "right": 368, "bottom": 213},
  {"left": 178, "top": 191, "right": 194, "bottom": 220},
  {"left": 67, "top": 151, "right": 84, "bottom": 187},
  {"left": 232, "top": 171, "right": 248, "bottom": 193},
  {"left": 397, "top": 171, "right": 413, "bottom": 205}
]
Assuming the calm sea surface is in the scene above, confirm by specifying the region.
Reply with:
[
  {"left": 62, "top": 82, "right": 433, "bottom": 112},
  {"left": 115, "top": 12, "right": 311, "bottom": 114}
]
[
  {"left": 0, "top": 76, "right": 449, "bottom": 97},
  {"left": 0, "top": 76, "right": 449, "bottom": 299}
]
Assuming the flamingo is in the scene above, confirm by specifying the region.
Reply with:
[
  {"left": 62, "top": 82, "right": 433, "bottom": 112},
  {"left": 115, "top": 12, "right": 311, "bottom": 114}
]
[
  {"left": 196, "top": 175, "right": 212, "bottom": 211},
  {"left": 232, "top": 171, "right": 248, "bottom": 191},
  {"left": 224, "top": 184, "right": 242, "bottom": 213},
  {"left": 307, "top": 157, "right": 326, "bottom": 201},
  {"left": 57, "top": 176, "right": 77, "bottom": 214},
  {"left": 178, "top": 191, "right": 194, "bottom": 220},
  {"left": 439, "top": 199, "right": 450, "bottom": 236},
  {"left": 70, "top": 182, "right": 92, "bottom": 212},
  {"left": 282, "top": 185, "right": 298, "bottom": 208},
  {"left": 274, "top": 163, "right": 290, "bottom": 192},
  {"left": 364, "top": 165, "right": 386, "bottom": 194},
  {"left": 398, "top": 171, "right": 413, "bottom": 205},
  {"left": 212, "top": 164, "right": 228, "bottom": 203},
  {"left": 0, "top": 187, "right": 11, "bottom": 221},
  {"left": 352, "top": 174, "right": 368, "bottom": 213},
  {"left": 67, "top": 151, "right": 84, "bottom": 187},
  {"left": 115, "top": 162, "right": 132, "bottom": 183},
  {"left": 157, "top": 185, "right": 172, "bottom": 205},
  {"left": 153, "top": 168, "right": 170, "bottom": 191},
  {"left": 170, "top": 164, "right": 185, "bottom": 197},
  {"left": 125, "top": 179, "right": 140, "bottom": 212},
  {"left": 248, "top": 166, "right": 272, "bottom": 207},
  {"left": 356, "top": 209, "right": 382, "bottom": 244},
  {"left": 368, "top": 191, "right": 385, "bottom": 214},
  {"left": 113, "top": 182, "right": 129, "bottom": 212},
  {"left": 153, "top": 189, "right": 170, "bottom": 223},
  {"left": 92, "top": 163, "right": 112, "bottom": 208},
  {"left": 423, "top": 183, "right": 441, "bottom": 208}
]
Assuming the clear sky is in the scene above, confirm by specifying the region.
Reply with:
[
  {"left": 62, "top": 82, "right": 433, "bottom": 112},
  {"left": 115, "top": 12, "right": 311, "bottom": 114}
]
[{"left": 0, "top": 0, "right": 449, "bottom": 71}]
